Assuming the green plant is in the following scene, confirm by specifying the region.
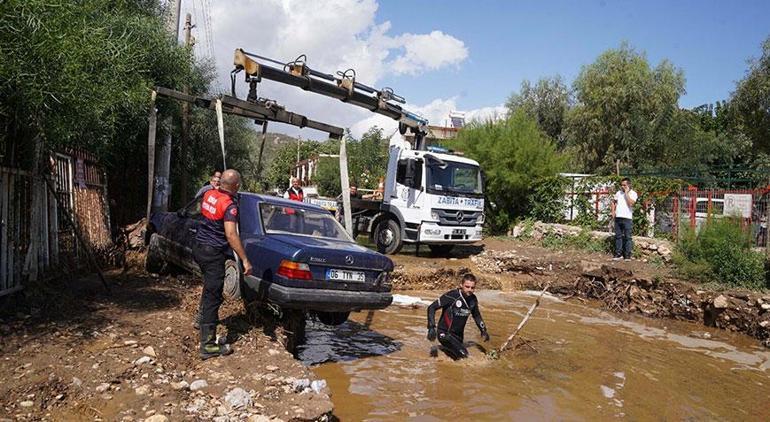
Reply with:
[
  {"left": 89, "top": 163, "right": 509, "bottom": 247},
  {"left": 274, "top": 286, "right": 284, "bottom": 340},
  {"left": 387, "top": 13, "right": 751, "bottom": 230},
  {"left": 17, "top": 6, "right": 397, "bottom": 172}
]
[
  {"left": 443, "top": 110, "right": 569, "bottom": 234},
  {"left": 674, "top": 217, "right": 767, "bottom": 289},
  {"left": 540, "top": 229, "right": 565, "bottom": 249},
  {"left": 539, "top": 227, "right": 612, "bottom": 254},
  {"left": 528, "top": 176, "right": 570, "bottom": 223}
]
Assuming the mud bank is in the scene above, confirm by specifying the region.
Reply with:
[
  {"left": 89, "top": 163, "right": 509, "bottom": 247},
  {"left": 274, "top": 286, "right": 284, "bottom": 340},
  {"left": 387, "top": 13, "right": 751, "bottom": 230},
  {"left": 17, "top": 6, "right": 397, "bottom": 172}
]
[{"left": 391, "top": 266, "right": 502, "bottom": 291}]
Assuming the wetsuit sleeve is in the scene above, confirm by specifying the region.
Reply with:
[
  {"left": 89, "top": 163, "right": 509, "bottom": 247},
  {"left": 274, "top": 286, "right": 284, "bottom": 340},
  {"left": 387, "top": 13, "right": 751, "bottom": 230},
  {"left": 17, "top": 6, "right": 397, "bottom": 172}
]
[
  {"left": 471, "top": 300, "right": 487, "bottom": 333},
  {"left": 427, "top": 291, "right": 453, "bottom": 328}
]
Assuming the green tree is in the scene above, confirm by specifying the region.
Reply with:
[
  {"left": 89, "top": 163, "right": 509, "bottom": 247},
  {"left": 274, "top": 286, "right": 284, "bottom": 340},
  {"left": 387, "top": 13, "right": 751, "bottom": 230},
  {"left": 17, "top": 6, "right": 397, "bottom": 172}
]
[
  {"left": 315, "top": 158, "right": 341, "bottom": 197},
  {"left": 506, "top": 76, "right": 571, "bottom": 147},
  {"left": 347, "top": 127, "right": 389, "bottom": 189},
  {"left": 731, "top": 36, "right": 770, "bottom": 155},
  {"left": 0, "top": 0, "right": 270, "bottom": 223},
  {"left": 0, "top": 0, "right": 193, "bottom": 164},
  {"left": 565, "top": 43, "right": 685, "bottom": 172},
  {"left": 446, "top": 111, "right": 568, "bottom": 233}
]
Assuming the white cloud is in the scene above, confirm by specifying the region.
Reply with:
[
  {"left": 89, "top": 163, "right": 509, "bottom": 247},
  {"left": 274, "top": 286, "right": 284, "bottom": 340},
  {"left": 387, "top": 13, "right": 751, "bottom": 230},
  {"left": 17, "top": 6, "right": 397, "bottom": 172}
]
[
  {"left": 466, "top": 105, "right": 508, "bottom": 123},
  {"left": 348, "top": 97, "right": 507, "bottom": 139},
  {"left": 391, "top": 31, "right": 469, "bottom": 75},
  {"left": 199, "top": 0, "right": 492, "bottom": 139}
]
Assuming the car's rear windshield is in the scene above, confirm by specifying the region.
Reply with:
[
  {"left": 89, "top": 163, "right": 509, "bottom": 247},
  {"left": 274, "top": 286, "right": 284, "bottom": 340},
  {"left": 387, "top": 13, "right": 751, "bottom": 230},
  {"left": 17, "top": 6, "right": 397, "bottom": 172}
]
[{"left": 259, "top": 203, "right": 351, "bottom": 241}]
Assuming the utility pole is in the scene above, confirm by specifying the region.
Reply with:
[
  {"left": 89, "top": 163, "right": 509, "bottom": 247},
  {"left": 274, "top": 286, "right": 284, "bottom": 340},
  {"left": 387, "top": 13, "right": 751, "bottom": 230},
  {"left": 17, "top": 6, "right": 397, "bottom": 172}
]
[
  {"left": 151, "top": 0, "right": 182, "bottom": 214},
  {"left": 179, "top": 13, "right": 194, "bottom": 201},
  {"left": 166, "top": 0, "right": 182, "bottom": 36}
]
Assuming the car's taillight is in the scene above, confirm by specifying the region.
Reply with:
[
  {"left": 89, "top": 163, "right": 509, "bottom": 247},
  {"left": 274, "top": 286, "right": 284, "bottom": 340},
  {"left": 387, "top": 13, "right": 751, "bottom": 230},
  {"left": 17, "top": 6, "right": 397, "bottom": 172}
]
[{"left": 277, "top": 260, "right": 313, "bottom": 280}]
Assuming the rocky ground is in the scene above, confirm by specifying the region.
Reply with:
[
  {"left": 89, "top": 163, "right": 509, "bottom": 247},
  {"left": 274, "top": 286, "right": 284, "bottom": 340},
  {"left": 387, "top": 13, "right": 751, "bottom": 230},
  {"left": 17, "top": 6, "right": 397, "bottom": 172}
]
[{"left": 0, "top": 259, "right": 333, "bottom": 421}]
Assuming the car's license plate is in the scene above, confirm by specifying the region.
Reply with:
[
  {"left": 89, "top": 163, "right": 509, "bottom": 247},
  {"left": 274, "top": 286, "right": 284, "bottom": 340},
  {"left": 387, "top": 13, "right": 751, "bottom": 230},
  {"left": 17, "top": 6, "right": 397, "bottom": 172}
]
[
  {"left": 326, "top": 269, "right": 365, "bottom": 282},
  {"left": 452, "top": 228, "right": 466, "bottom": 235}
]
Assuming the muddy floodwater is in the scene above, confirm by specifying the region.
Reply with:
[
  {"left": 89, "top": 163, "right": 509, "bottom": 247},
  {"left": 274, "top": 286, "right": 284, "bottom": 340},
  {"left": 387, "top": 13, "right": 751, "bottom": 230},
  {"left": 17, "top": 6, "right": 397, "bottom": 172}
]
[{"left": 299, "top": 290, "right": 770, "bottom": 421}]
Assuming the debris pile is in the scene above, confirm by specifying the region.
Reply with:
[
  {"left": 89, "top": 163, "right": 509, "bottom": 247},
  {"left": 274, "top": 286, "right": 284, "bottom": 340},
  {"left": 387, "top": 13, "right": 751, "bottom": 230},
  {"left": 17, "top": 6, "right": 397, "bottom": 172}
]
[{"left": 474, "top": 250, "right": 770, "bottom": 348}]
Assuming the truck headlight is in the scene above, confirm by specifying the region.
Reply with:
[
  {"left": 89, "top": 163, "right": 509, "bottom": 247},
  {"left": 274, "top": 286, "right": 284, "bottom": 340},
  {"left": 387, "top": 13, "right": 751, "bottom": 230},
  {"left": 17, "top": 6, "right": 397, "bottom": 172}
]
[
  {"left": 431, "top": 210, "right": 439, "bottom": 221},
  {"left": 478, "top": 212, "right": 485, "bottom": 224}
]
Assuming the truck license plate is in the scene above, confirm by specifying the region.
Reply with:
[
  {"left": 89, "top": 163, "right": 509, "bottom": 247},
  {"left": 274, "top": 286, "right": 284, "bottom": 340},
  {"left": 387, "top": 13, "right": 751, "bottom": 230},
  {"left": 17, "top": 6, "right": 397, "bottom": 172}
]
[
  {"left": 326, "top": 269, "right": 365, "bottom": 282},
  {"left": 452, "top": 229, "right": 466, "bottom": 235}
]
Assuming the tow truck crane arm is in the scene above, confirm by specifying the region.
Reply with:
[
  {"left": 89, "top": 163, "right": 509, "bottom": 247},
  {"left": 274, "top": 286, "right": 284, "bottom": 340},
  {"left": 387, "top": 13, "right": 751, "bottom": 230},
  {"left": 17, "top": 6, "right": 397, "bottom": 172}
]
[{"left": 232, "top": 49, "right": 429, "bottom": 149}]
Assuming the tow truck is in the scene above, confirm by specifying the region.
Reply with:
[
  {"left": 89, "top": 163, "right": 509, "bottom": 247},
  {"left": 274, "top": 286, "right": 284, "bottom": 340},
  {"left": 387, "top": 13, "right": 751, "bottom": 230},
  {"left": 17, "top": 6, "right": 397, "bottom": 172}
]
[{"left": 232, "top": 50, "right": 485, "bottom": 255}]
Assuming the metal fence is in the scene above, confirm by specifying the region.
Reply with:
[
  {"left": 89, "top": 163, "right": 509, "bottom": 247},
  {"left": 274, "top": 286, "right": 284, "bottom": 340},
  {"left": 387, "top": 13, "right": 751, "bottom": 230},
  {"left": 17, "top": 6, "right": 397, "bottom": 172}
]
[
  {"left": 660, "top": 187, "right": 769, "bottom": 247},
  {"left": 0, "top": 151, "right": 113, "bottom": 296},
  {"left": 0, "top": 166, "right": 60, "bottom": 296},
  {"left": 564, "top": 186, "right": 770, "bottom": 248}
]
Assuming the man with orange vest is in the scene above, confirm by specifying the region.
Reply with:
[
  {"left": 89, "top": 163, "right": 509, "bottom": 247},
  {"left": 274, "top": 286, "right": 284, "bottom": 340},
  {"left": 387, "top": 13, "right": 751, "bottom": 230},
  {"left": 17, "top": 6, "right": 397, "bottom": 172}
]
[
  {"left": 283, "top": 177, "right": 304, "bottom": 202},
  {"left": 194, "top": 169, "right": 252, "bottom": 360}
]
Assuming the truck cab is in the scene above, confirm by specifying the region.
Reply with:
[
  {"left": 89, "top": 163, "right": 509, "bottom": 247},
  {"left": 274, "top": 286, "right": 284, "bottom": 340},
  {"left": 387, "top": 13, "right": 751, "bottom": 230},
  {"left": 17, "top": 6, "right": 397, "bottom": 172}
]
[{"left": 371, "top": 141, "right": 484, "bottom": 254}]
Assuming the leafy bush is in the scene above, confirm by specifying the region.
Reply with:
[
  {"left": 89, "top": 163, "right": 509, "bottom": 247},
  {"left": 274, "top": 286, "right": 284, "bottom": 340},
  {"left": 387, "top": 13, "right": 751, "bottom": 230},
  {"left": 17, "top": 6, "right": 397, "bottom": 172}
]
[
  {"left": 540, "top": 228, "right": 612, "bottom": 253},
  {"left": 674, "top": 217, "right": 767, "bottom": 289},
  {"left": 528, "top": 176, "right": 570, "bottom": 223},
  {"left": 444, "top": 110, "right": 569, "bottom": 233}
]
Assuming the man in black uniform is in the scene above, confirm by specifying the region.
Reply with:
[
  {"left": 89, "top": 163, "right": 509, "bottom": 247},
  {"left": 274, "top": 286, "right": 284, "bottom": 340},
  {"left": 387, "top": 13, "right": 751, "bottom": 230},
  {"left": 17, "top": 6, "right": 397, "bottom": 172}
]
[
  {"left": 426, "top": 273, "right": 489, "bottom": 359},
  {"left": 194, "top": 169, "right": 253, "bottom": 360}
]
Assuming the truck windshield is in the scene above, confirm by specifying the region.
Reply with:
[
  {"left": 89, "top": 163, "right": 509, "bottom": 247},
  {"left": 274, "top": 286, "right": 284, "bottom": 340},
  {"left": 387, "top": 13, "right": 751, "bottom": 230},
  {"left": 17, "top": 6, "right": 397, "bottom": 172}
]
[
  {"left": 427, "top": 162, "right": 482, "bottom": 196},
  {"left": 259, "top": 203, "right": 352, "bottom": 241}
]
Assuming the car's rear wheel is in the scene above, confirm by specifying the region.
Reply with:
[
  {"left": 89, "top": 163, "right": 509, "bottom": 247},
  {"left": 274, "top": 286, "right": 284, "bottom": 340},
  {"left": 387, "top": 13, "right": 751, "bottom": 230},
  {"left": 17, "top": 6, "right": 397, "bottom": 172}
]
[
  {"left": 223, "top": 259, "right": 242, "bottom": 300},
  {"left": 282, "top": 309, "right": 306, "bottom": 355},
  {"left": 316, "top": 311, "right": 350, "bottom": 326},
  {"left": 145, "top": 234, "right": 165, "bottom": 274},
  {"left": 375, "top": 219, "right": 403, "bottom": 255}
]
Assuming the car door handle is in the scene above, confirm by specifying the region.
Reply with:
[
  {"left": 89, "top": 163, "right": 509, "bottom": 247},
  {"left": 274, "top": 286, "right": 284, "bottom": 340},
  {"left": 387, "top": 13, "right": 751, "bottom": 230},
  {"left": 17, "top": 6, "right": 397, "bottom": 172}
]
[{"left": 188, "top": 228, "right": 197, "bottom": 233}]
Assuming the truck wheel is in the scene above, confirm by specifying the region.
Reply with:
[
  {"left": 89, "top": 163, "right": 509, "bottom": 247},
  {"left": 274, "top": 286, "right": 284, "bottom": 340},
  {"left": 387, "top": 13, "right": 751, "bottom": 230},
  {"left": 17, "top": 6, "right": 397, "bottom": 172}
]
[
  {"left": 223, "top": 259, "right": 242, "bottom": 300},
  {"left": 428, "top": 244, "right": 455, "bottom": 256},
  {"left": 316, "top": 311, "right": 350, "bottom": 326},
  {"left": 375, "top": 219, "right": 403, "bottom": 255},
  {"left": 145, "top": 234, "right": 165, "bottom": 274}
]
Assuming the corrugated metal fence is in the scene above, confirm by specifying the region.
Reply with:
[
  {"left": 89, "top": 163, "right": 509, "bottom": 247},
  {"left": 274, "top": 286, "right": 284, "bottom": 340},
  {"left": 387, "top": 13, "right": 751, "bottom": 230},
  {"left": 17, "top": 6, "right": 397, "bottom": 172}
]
[
  {"left": 0, "top": 151, "right": 112, "bottom": 296},
  {"left": 0, "top": 166, "right": 60, "bottom": 296}
]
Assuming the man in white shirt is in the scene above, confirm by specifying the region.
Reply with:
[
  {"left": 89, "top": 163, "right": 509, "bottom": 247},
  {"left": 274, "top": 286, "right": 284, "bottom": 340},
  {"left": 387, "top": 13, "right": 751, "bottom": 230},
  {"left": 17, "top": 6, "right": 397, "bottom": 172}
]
[{"left": 610, "top": 177, "right": 638, "bottom": 261}]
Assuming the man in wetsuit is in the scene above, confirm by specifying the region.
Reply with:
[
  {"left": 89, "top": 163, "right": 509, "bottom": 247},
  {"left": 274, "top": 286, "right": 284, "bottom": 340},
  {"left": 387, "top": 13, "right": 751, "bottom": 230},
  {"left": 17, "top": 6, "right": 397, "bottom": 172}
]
[{"left": 426, "top": 273, "right": 490, "bottom": 359}]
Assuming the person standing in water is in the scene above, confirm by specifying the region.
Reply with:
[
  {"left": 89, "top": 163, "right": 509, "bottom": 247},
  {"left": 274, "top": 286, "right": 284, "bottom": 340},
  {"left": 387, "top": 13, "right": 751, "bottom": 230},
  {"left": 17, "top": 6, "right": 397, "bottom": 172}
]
[{"left": 426, "top": 273, "right": 489, "bottom": 359}]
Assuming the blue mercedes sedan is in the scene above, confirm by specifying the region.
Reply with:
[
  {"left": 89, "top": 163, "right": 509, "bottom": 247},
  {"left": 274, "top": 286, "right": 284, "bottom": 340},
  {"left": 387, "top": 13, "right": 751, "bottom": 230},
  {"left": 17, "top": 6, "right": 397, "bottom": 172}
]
[{"left": 146, "top": 193, "right": 394, "bottom": 325}]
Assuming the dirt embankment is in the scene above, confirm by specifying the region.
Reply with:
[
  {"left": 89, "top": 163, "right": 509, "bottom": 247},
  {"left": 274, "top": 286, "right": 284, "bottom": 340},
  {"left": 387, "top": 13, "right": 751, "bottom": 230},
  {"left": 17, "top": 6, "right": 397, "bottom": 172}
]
[
  {"left": 391, "top": 241, "right": 770, "bottom": 348},
  {"left": 0, "top": 261, "right": 333, "bottom": 421}
]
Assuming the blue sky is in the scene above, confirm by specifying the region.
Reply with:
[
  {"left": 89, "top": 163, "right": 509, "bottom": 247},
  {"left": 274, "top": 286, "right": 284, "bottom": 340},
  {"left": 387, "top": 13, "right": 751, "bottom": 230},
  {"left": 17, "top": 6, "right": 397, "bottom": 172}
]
[
  {"left": 373, "top": 0, "right": 769, "bottom": 110},
  {"left": 206, "top": 0, "right": 769, "bottom": 137}
]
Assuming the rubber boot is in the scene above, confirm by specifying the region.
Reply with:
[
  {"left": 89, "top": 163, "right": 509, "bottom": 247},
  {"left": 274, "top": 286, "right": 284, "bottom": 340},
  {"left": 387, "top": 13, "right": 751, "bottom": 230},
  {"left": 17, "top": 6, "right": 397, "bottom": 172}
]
[{"left": 199, "top": 324, "right": 233, "bottom": 360}]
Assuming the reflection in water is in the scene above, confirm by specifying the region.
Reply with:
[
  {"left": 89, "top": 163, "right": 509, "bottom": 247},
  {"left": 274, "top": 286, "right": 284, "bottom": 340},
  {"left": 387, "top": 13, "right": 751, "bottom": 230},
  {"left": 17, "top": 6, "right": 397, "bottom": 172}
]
[
  {"left": 297, "top": 319, "right": 402, "bottom": 365},
  {"left": 305, "top": 291, "right": 770, "bottom": 421}
]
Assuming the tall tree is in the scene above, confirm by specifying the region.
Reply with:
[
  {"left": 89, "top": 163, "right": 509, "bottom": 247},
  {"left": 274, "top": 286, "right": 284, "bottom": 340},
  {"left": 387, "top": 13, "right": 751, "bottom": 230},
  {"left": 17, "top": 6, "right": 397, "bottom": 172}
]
[
  {"left": 0, "top": 0, "right": 193, "bottom": 165},
  {"left": 506, "top": 76, "right": 571, "bottom": 146},
  {"left": 564, "top": 43, "right": 685, "bottom": 172},
  {"left": 0, "top": 0, "right": 267, "bottom": 223},
  {"left": 731, "top": 36, "right": 770, "bottom": 154}
]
